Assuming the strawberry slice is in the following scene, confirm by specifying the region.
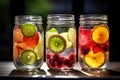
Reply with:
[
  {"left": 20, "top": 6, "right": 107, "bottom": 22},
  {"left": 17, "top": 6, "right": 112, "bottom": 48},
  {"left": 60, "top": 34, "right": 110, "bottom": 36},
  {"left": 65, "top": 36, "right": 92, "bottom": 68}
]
[
  {"left": 23, "top": 32, "right": 39, "bottom": 48},
  {"left": 92, "top": 45, "right": 102, "bottom": 53}
]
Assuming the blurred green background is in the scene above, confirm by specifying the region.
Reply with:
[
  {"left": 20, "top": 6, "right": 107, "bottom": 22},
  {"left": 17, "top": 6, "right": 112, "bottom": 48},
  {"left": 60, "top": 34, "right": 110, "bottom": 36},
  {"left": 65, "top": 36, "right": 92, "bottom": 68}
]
[{"left": 0, "top": 0, "right": 119, "bottom": 61}]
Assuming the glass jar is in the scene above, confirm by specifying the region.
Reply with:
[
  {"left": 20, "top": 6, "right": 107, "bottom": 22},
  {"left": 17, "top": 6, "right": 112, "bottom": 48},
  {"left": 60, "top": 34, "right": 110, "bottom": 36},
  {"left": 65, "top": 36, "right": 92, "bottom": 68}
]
[
  {"left": 13, "top": 15, "right": 44, "bottom": 71},
  {"left": 46, "top": 14, "right": 76, "bottom": 70},
  {"left": 78, "top": 14, "right": 109, "bottom": 70}
]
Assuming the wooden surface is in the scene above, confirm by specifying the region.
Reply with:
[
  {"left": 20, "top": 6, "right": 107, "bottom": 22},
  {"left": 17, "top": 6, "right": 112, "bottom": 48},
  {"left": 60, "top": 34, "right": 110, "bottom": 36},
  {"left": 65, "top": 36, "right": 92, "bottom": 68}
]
[{"left": 0, "top": 61, "right": 120, "bottom": 79}]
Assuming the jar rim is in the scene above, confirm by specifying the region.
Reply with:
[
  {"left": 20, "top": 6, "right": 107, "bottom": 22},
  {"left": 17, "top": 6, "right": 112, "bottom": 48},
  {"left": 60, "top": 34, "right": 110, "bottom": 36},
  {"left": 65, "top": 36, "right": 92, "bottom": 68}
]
[
  {"left": 47, "top": 14, "right": 74, "bottom": 20},
  {"left": 80, "top": 14, "right": 107, "bottom": 21},
  {"left": 15, "top": 15, "right": 42, "bottom": 24},
  {"left": 47, "top": 14, "right": 75, "bottom": 24}
]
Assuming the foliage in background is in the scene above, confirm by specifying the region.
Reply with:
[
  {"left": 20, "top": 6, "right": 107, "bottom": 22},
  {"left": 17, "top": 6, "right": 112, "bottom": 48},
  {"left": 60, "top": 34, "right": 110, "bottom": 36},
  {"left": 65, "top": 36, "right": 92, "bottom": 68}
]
[
  {"left": 0, "top": 0, "right": 10, "bottom": 34},
  {"left": 25, "top": 0, "right": 53, "bottom": 27}
]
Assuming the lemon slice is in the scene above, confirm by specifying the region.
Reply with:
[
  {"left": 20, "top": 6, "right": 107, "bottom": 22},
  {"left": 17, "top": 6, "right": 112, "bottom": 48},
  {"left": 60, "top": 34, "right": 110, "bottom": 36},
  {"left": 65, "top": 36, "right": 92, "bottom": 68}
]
[
  {"left": 91, "top": 24, "right": 109, "bottom": 44},
  {"left": 48, "top": 35, "right": 66, "bottom": 54},
  {"left": 34, "top": 33, "right": 44, "bottom": 60},
  {"left": 84, "top": 49, "right": 105, "bottom": 68},
  {"left": 68, "top": 28, "right": 76, "bottom": 45},
  {"left": 21, "top": 50, "right": 37, "bottom": 65},
  {"left": 60, "top": 32, "right": 72, "bottom": 48},
  {"left": 21, "top": 23, "right": 37, "bottom": 37}
]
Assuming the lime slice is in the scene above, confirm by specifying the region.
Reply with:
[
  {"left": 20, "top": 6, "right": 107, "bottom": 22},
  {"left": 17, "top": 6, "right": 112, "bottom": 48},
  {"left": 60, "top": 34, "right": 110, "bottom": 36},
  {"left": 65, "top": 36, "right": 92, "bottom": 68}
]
[
  {"left": 48, "top": 35, "right": 66, "bottom": 54},
  {"left": 47, "top": 28, "right": 58, "bottom": 32},
  {"left": 21, "top": 23, "right": 37, "bottom": 37},
  {"left": 46, "top": 28, "right": 58, "bottom": 48},
  {"left": 21, "top": 50, "right": 37, "bottom": 65},
  {"left": 60, "top": 32, "right": 72, "bottom": 48},
  {"left": 68, "top": 28, "right": 76, "bottom": 45}
]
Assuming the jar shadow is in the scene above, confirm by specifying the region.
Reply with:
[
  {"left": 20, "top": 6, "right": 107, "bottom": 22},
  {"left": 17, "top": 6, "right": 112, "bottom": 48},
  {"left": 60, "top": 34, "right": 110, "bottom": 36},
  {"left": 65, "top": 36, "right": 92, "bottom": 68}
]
[
  {"left": 81, "top": 69, "right": 120, "bottom": 77},
  {"left": 47, "top": 69, "right": 89, "bottom": 78},
  {"left": 9, "top": 68, "right": 46, "bottom": 77}
]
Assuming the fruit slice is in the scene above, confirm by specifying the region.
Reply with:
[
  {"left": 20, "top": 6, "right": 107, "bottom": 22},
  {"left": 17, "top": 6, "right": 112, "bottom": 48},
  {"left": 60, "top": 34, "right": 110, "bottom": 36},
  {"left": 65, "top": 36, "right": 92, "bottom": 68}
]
[
  {"left": 84, "top": 49, "right": 105, "bottom": 68},
  {"left": 23, "top": 32, "right": 39, "bottom": 48},
  {"left": 91, "top": 24, "right": 109, "bottom": 44},
  {"left": 21, "top": 50, "right": 37, "bottom": 65},
  {"left": 68, "top": 28, "right": 76, "bottom": 45},
  {"left": 47, "top": 28, "right": 58, "bottom": 32},
  {"left": 46, "top": 28, "right": 58, "bottom": 48},
  {"left": 60, "top": 32, "right": 72, "bottom": 48},
  {"left": 48, "top": 35, "right": 66, "bottom": 54},
  {"left": 17, "top": 42, "right": 30, "bottom": 50},
  {"left": 13, "top": 27, "right": 23, "bottom": 42},
  {"left": 34, "top": 36, "right": 44, "bottom": 60},
  {"left": 13, "top": 42, "right": 19, "bottom": 60},
  {"left": 92, "top": 45, "right": 102, "bottom": 53},
  {"left": 21, "top": 23, "right": 37, "bottom": 37}
]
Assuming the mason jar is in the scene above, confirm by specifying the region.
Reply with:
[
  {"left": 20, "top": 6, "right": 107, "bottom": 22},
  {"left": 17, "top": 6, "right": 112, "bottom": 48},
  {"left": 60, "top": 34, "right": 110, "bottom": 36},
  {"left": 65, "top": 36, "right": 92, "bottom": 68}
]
[
  {"left": 78, "top": 14, "right": 109, "bottom": 71},
  {"left": 13, "top": 15, "right": 44, "bottom": 71},
  {"left": 46, "top": 14, "right": 76, "bottom": 70}
]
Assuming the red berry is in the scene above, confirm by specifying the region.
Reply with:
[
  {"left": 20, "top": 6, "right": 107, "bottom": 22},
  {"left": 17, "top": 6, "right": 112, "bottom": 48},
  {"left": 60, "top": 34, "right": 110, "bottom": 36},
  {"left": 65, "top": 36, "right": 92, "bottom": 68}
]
[
  {"left": 67, "top": 62, "right": 73, "bottom": 67},
  {"left": 92, "top": 45, "right": 102, "bottom": 53},
  {"left": 63, "top": 58, "right": 73, "bottom": 67},
  {"left": 46, "top": 53, "right": 51, "bottom": 59},
  {"left": 48, "top": 59, "right": 56, "bottom": 67},
  {"left": 63, "top": 58, "right": 69, "bottom": 65},
  {"left": 59, "top": 56, "right": 64, "bottom": 62},
  {"left": 81, "top": 46, "right": 90, "bottom": 55},
  {"left": 56, "top": 60, "right": 63, "bottom": 68},
  {"left": 53, "top": 54, "right": 59, "bottom": 61},
  {"left": 103, "top": 45, "right": 109, "bottom": 52},
  {"left": 68, "top": 53, "right": 76, "bottom": 63}
]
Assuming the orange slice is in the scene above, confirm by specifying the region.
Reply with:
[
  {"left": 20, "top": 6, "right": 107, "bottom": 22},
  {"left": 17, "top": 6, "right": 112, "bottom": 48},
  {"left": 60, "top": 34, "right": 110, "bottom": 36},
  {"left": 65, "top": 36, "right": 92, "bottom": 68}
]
[
  {"left": 13, "top": 42, "right": 19, "bottom": 60},
  {"left": 13, "top": 27, "right": 23, "bottom": 42},
  {"left": 84, "top": 49, "right": 105, "bottom": 68},
  {"left": 91, "top": 24, "right": 109, "bottom": 44}
]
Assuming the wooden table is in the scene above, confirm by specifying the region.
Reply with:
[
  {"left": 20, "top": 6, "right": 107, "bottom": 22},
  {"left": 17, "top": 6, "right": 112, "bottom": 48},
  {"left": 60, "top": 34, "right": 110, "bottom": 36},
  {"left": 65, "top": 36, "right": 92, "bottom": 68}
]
[{"left": 0, "top": 61, "right": 120, "bottom": 79}]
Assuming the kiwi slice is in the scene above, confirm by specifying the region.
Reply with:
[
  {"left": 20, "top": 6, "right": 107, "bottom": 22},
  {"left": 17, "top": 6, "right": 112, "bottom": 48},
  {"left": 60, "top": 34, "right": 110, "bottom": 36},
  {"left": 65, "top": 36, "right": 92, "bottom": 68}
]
[
  {"left": 21, "top": 50, "right": 37, "bottom": 65},
  {"left": 21, "top": 23, "right": 37, "bottom": 37},
  {"left": 48, "top": 35, "right": 66, "bottom": 54}
]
